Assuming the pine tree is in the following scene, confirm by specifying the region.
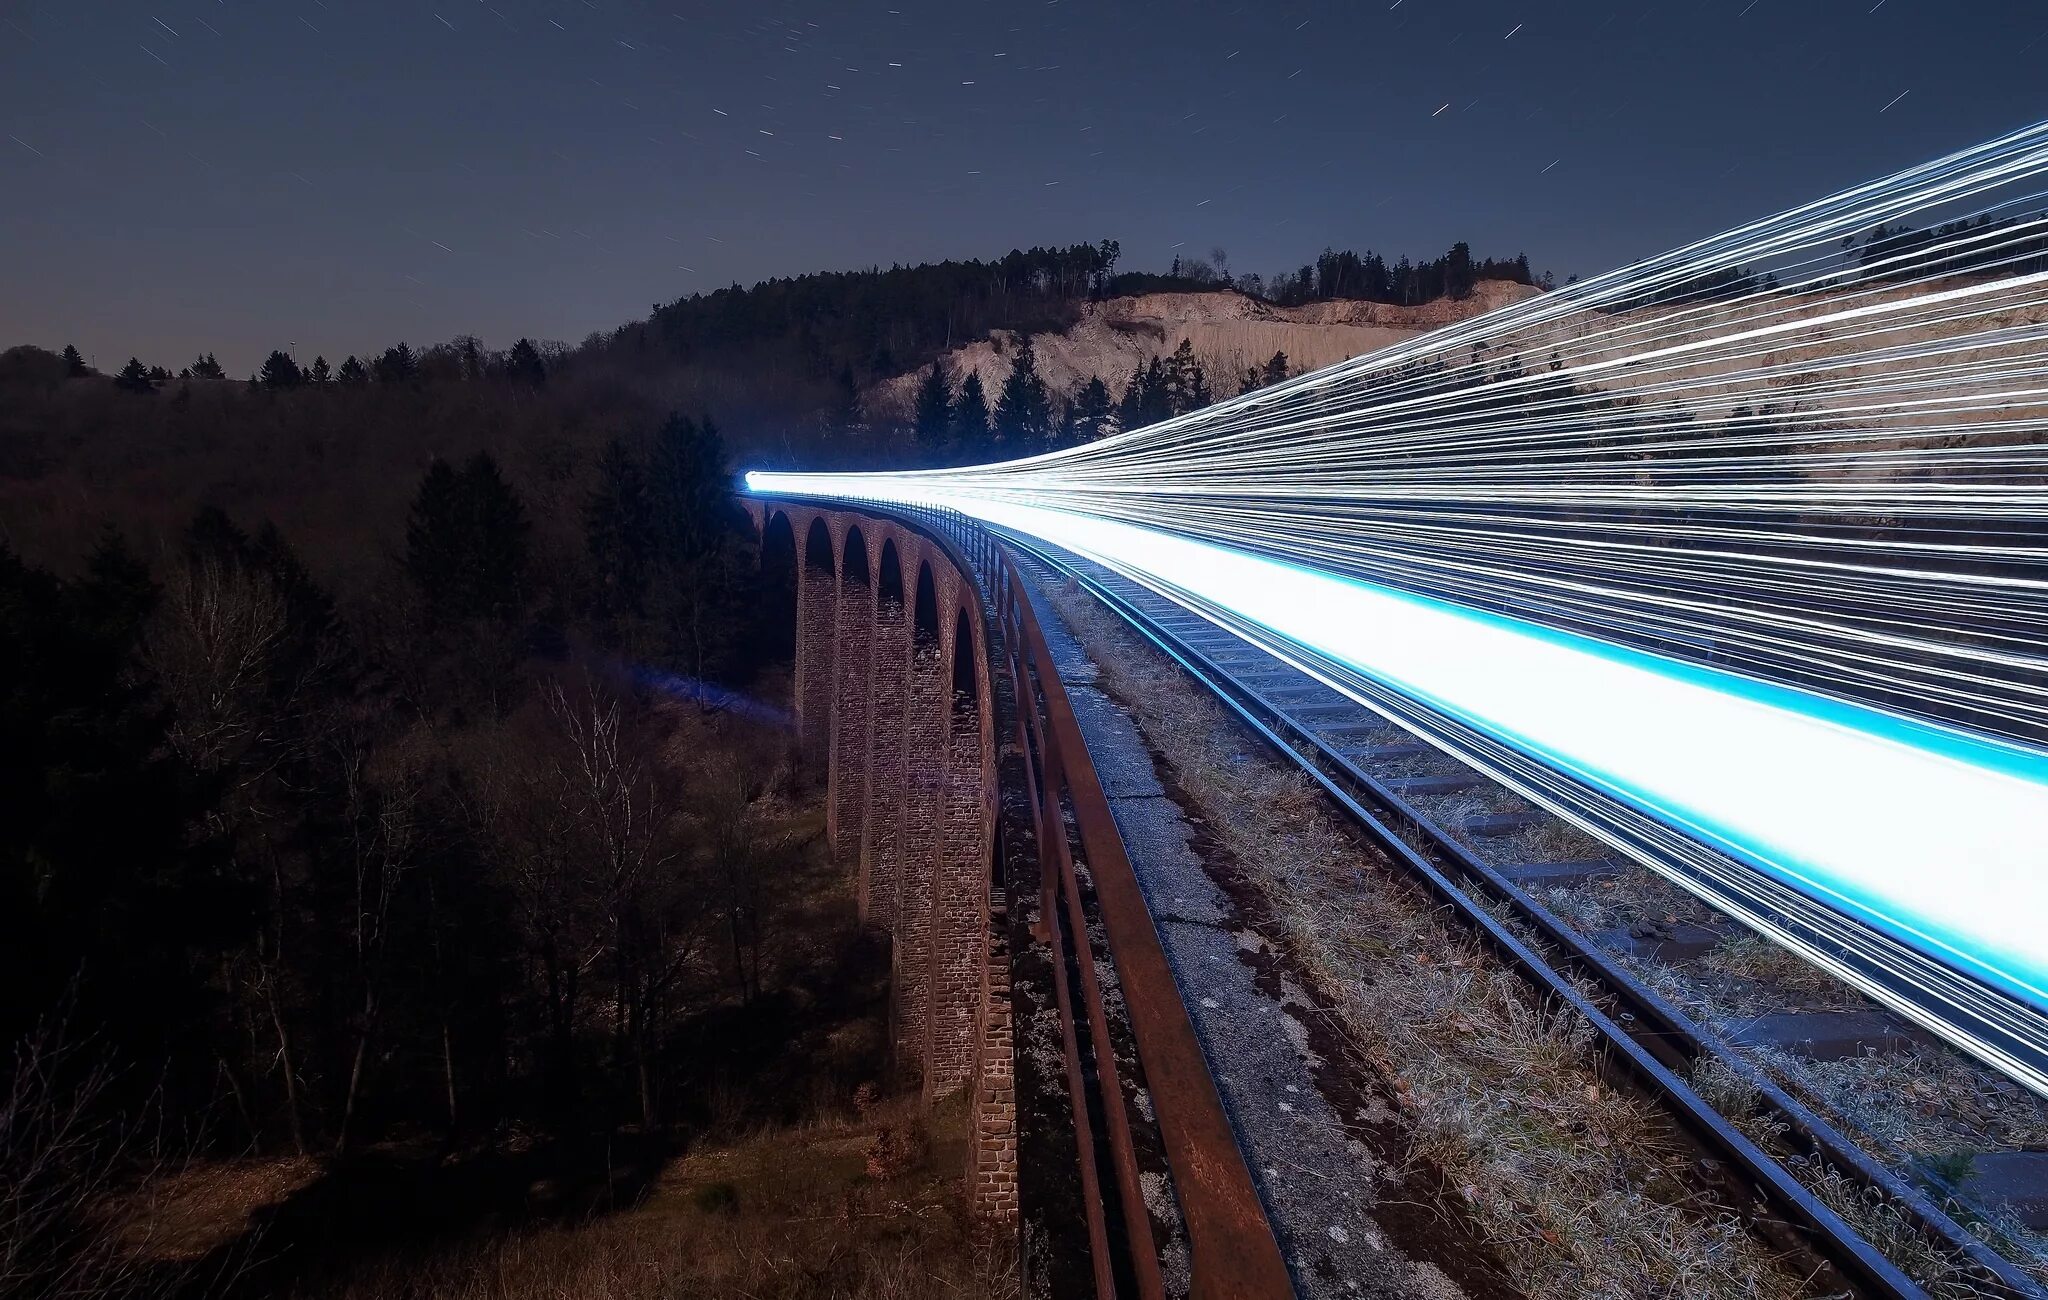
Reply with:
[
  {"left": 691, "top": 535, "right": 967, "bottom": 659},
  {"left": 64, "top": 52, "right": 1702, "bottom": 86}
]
[
  {"left": 114, "top": 358, "right": 156, "bottom": 394},
  {"left": 505, "top": 338, "right": 546, "bottom": 387},
  {"left": 404, "top": 460, "right": 464, "bottom": 609},
  {"left": 1092, "top": 238, "right": 1121, "bottom": 296},
  {"left": 644, "top": 413, "right": 748, "bottom": 682},
  {"left": 1446, "top": 241, "right": 1475, "bottom": 299},
  {"left": 584, "top": 438, "right": 654, "bottom": 625},
  {"left": 1147, "top": 357, "right": 1173, "bottom": 422},
  {"left": 1239, "top": 351, "right": 1290, "bottom": 394},
  {"left": 148, "top": 365, "right": 172, "bottom": 387},
  {"left": 259, "top": 350, "right": 305, "bottom": 389},
  {"left": 189, "top": 352, "right": 225, "bottom": 380},
  {"left": 1161, "top": 341, "right": 1193, "bottom": 414},
  {"left": 404, "top": 453, "right": 529, "bottom": 622},
  {"left": 61, "top": 345, "right": 88, "bottom": 377},
  {"left": 1064, "top": 376, "right": 1113, "bottom": 446},
  {"left": 993, "top": 339, "right": 1053, "bottom": 452},
  {"left": 458, "top": 453, "right": 528, "bottom": 621},
  {"left": 647, "top": 414, "right": 740, "bottom": 567},
  {"left": 950, "top": 372, "right": 991, "bottom": 461},
  {"left": 1163, "top": 339, "right": 1210, "bottom": 414},
  {"left": 829, "top": 363, "right": 863, "bottom": 437},
  {"left": 374, "top": 343, "right": 418, "bottom": 385},
  {"left": 308, "top": 355, "right": 332, "bottom": 385},
  {"left": 1119, "top": 357, "right": 1175, "bottom": 430},
  {"left": 337, "top": 355, "right": 368, "bottom": 385},
  {"left": 912, "top": 362, "right": 953, "bottom": 463}
]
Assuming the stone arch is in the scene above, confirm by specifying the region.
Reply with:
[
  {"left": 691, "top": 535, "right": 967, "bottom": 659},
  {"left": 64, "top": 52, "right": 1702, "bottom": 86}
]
[
  {"left": 914, "top": 561, "right": 942, "bottom": 647},
  {"left": 796, "top": 517, "right": 837, "bottom": 763},
  {"left": 877, "top": 537, "right": 905, "bottom": 608},
  {"left": 759, "top": 511, "right": 798, "bottom": 668},
  {"left": 842, "top": 525, "right": 871, "bottom": 585},
  {"left": 831, "top": 527, "right": 877, "bottom": 867},
  {"left": 804, "top": 515, "right": 834, "bottom": 572},
  {"left": 951, "top": 606, "right": 979, "bottom": 699}
]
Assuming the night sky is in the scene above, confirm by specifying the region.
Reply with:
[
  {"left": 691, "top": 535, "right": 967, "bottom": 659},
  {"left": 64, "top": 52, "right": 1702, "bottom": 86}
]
[{"left": 4, "top": 0, "right": 2045, "bottom": 374}]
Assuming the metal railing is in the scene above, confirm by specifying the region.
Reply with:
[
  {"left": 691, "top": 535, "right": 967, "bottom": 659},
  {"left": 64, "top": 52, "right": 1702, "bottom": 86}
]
[{"left": 992, "top": 541, "right": 1294, "bottom": 1300}]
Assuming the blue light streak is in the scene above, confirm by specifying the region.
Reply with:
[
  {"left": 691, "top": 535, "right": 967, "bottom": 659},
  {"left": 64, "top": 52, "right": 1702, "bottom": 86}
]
[{"left": 747, "top": 473, "right": 2048, "bottom": 1038}]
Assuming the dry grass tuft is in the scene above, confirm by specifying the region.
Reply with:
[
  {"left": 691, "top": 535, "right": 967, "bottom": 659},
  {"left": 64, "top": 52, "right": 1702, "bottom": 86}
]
[
  {"left": 1770, "top": 1046, "right": 2048, "bottom": 1163},
  {"left": 1534, "top": 862, "right": 1722, "bottom": 937},
  {"left": 285, "top": 1098, "right": 1014, "bottom": 1300},
  {"left": 1699, "top": 936, "right": 1858, "bottom": 1008},
  {"left": 1047, "top": 582, "right": 1816, "bottom": 1300},
  {"left": 112, "top": 1156, "right": 323, "bottom": 1265},
  {"left": 1800, "top": 1161, "right": 2013, "bottom": 1300}
]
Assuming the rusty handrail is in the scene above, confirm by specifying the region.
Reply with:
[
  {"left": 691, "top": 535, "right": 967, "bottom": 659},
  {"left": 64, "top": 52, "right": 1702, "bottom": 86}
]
[
  {"left": 999, "top": 589, "right": 1122, "bottom": 1298},
  {"left": 997, "top": 552, "right": 1295, "bottom": 1300},
  {"left": 1000, "top": 570, "right": 1164, "bottom": 1300}
]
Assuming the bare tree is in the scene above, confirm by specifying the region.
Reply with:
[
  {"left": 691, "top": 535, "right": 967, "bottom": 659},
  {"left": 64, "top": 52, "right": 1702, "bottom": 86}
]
[
  {"left": 494, "top": 677, "right": 701, "bottom": 1126},
  {"left": 333, "top": 731, "right": 422, "bottom": 1155},
  {"left": 672, "top": 719, "right": 807, "bottom": 1012},
  {"left": 146, "top": 556, "right": 288, "bottom": 776},
  {"left": 1, "top": 1019, "right": 152, "bottom": 1300}
]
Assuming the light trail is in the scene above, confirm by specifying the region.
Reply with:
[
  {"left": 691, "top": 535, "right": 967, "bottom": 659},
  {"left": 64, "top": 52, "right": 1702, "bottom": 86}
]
[{"left": 745, "top": 120, "right": 2048, "bottom": 1094}]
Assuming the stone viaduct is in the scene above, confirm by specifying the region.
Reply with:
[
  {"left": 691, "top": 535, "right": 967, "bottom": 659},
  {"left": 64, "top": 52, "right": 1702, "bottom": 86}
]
[{"left": 745, "top": 500, "right": 1017, "bottom": 1222}]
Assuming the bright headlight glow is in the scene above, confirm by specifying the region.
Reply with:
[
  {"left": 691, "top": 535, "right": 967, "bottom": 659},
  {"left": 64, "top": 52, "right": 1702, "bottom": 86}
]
[{"left": 745, "top": 122, "right": 2048, "bottom": 1093}]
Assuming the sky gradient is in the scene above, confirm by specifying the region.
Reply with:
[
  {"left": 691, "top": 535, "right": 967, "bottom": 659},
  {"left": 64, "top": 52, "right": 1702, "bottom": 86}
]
[{"left": 4, "top": 0, "right": 2046, "bottom": 374}]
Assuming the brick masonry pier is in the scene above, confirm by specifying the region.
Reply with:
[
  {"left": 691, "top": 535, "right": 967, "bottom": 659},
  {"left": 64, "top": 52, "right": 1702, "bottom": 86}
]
[{"left": 747, "top": 502, "right": 1015, "bottom": 1223}]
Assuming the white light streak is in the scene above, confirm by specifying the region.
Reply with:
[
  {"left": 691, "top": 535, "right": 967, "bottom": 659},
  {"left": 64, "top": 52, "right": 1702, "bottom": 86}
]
[{"left": 747, "top": 121, "right": 2048, "bottom": 1094}]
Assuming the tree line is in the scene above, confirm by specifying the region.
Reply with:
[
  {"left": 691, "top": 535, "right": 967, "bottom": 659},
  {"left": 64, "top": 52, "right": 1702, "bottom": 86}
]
[
  {"left": 612, "top": 241, "right": 1128, "bottom": 397},
  {"left": 1855, "top": 214, "right": 2048, "bottom": 281},
  {"left": 91, "top": 337, "right": 554, "bottom": 397},
  {"left": 1150, "top": 241, "right": 1540, "bottom": 305}
]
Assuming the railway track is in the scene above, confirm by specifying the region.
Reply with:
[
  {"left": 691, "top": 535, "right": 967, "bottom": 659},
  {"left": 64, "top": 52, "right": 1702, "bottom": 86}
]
[{"left": 989, "top": 524, "right": 2048, "bottom": 1300}]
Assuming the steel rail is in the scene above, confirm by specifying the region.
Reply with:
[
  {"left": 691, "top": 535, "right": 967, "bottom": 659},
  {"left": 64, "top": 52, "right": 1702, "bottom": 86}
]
[{"left": 997, "top": 527, "right": 2047, "bottom": 1300}]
